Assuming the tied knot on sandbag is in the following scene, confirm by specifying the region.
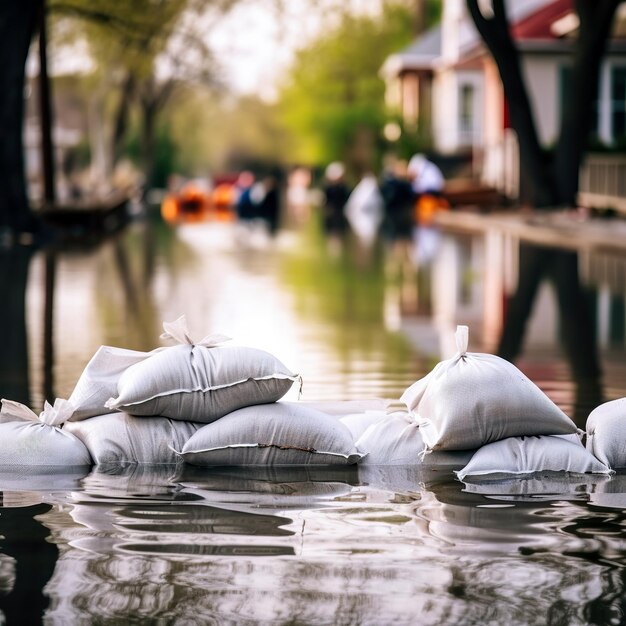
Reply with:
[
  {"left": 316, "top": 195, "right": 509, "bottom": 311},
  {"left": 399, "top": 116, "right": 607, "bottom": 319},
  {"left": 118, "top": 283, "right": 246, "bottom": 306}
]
[
  {"left": 0, "top": 398, "right": 74, "bottom": 427},
  {"left": 160, "top": 315, "right": 231, "bottom": 348},
  {"left": 455, "top": 324, "right": 469, "bottom": 360}
]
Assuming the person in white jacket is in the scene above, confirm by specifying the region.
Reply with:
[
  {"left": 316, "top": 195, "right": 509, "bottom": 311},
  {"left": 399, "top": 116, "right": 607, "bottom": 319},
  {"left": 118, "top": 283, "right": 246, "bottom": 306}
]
[
  {"left": 407, "top": 154, "right": 446, "bottom": 266},
  {"left": 407, "top": 153, "right": 444, "bottom": 195}
]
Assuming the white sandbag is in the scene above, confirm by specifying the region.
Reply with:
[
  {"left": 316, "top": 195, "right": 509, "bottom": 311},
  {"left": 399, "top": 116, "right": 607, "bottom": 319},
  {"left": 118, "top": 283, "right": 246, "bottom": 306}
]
[
  {"left": 178, "top": 403, "right": 364, "bottom": 466},
  {"left": 356, "top": 412, "right": 476, "bottom": 466},
  {"left": 355, "top": 412, "right": 424, "bottom": 465},
  {"left": 585, "top": 397, "right": 626, "bottom": 469},
  {"left": 68, "top": 345, "right": 157, "bottom": 421},
  {"left": 64, "top": 412, "right": 201, "bottom": 465},
  {"left": 339, "top": 410, "right": 388, "bottom": 441},
  {"left": 0, "top": 399, "right": 91, "bottom": 466},
  {"left": 105, "top": 316, "right": 300, "bottom": 422},
  {"left": 456, "top": 435, "right": 611, "bottom": 481},
  {"left": 400, "top": 325, "right": 577, "bottom": 451}
]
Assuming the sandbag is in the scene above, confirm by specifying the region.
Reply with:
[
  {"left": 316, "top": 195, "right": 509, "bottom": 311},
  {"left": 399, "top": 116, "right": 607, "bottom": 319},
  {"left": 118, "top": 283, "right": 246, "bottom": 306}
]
[
  {"left": 585, "top": 397, "right": 626, "bottom": 469},
  {"left": 178, "top": 403, "right": 364, "bottom": 466},
  {"left": 105, "top": 316, "right": 299, "bottom": 422},
  {"left": 400, "top": 325, "right": 577, "bottom": 451},
  {"left": 356, "top": 412, "right": 475, "bottom": 467},
  {"left": 339, "top": 410, "right": 388, "bottom": 441},
  {"left": 0, "top": 399, "right": 91, "bottom": 466},
  {"left": 68, "top": 345, "right": 157, "bottom": 421},
  {"left": 64, "top": 412, "right": 201, "bottom": 465},
  {"left": 456, "top": 435, "right": 611, "bottom": 481},
  {"left": 355, "top": 412, "right": 422, "bottom": 464}
]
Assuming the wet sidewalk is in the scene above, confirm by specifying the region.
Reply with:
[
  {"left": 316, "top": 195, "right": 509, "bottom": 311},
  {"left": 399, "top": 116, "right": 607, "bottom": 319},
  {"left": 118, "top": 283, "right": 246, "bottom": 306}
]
[{"left": 436, "top": 208, "right": 626, "bottom": 253}]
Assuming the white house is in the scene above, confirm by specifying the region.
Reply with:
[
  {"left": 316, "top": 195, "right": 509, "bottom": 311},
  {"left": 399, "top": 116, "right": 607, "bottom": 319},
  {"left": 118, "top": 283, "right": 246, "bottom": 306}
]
[{"left": 381, "top": 0, "right": 626, "bottom": 206}]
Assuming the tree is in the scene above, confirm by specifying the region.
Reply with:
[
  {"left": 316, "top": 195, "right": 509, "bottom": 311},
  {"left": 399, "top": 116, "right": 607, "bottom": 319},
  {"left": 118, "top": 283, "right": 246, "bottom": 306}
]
[
  {"left": 0, "top": 0, "right": 240, "bottom": 234},
  {"left": 0, "top": 0, "right": 40, "bottom": 236},
  {"left": 465, "top": 1, "right": 621, "bottom": 417},
  {"left": 50, "top": 0, "right": 218, "bottom": 189},
  {"left": 277, "top": 1, "right": 422, "bottom": 177},
  {"left": 466, "top": 0, "right": 622, "bottom": 208}
]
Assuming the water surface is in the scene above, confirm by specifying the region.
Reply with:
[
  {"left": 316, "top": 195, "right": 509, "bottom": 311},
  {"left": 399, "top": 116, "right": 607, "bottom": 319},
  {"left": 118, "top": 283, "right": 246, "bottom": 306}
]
[{"left": 1, "top": 213, "right": 626, "bottom": 624}]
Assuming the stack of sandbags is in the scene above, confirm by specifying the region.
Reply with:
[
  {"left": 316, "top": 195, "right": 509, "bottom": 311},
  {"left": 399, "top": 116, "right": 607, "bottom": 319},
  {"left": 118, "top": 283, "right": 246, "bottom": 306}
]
[
  {"left": 63, "top": 315, "right": 364, "bottom": 467},
  {"left": 399, "top": 325, "right": 609, "bottom": 479},
  {"left": 0, "top": 399, "right": 91, "bottom": 467}
]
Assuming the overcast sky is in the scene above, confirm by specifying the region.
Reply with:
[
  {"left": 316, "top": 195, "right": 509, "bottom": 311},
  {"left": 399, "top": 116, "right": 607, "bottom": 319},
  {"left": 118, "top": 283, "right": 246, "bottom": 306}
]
[{"left": 207, "top": 0, "right": 385, "bottom": 99}]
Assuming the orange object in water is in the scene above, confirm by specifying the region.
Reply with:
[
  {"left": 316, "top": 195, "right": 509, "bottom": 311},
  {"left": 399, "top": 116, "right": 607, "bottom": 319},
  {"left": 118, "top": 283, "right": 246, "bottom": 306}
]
[
  {"left": 415, "top": 194, "right": 449, "bottom": 227},
  {"left": 161, "top": 181, "right": 215, "bottom": 224},
  {"left": 161, "top": 194, "right": 179, "bottom": 223}
]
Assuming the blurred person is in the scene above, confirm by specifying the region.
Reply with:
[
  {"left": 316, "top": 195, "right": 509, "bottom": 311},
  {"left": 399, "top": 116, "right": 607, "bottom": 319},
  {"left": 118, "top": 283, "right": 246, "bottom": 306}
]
[
  {"left": 322, "top": 162, "right": 350, "bottom": 238},
  {"left": 259, "top": 174, "right": 281, "bottom": 236},
  {"left": 407, "top": 153, "right": 448, "bottom": 266},
  {"left": 380, "top": 158, "right": 419, "bottom": 315},
  {"left": 234, "top": 170, "right": 257, "bottom": 223},
  {"left": 407, "top": 153, "right": 444, "bottom": 196},
  {"left": 380, "top": 158, "right": 416, "bottom": 245}
]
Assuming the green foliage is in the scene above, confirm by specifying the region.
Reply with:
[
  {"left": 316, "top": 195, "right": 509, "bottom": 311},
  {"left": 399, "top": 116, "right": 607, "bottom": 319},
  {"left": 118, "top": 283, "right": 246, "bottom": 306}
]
[
  {"left": 276, "top": 0, "right": 437, "bottom": 177},
  {"left": 48, "top": 0, "right": 237, "bottom": 188}
]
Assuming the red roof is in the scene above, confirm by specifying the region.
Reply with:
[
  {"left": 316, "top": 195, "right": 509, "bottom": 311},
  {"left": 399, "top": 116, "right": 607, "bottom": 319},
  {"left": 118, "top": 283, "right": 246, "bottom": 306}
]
[{"left": 511, "top": 0, "right": 574, "bottom": 39}]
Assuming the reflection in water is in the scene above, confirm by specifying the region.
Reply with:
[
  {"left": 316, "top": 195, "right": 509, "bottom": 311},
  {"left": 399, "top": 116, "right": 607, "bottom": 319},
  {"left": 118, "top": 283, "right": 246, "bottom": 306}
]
[
  {"left": 0, "top": 502, "right": 58, "bottom": 625},
  {"left": 0, "top": 466, "right": 624, "bottom": 622},
  {"left": 498, "top": 244, "right": 602, "bottom": 424},
  {"left": 0, "top": 245, "right": 33, "bottom": 405},
  {"left": 1, "top": 214, "right": 626, "bottom": 622}
]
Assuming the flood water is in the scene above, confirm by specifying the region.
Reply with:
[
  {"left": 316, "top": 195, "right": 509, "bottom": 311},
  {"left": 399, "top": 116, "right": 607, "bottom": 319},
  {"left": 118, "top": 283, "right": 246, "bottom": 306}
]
[{"left": 2, "top": 209, "right": 626, "bottom": 624}]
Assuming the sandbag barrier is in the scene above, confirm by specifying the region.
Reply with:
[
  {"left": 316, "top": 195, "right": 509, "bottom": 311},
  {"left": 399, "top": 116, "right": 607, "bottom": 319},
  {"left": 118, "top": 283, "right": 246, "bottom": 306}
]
[{"left": 2, "top": 318, "right": 622, "bottom": 483}]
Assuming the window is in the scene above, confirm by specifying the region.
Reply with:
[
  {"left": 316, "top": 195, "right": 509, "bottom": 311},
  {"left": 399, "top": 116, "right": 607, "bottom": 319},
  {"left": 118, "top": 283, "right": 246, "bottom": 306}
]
[
  {"left": 459, "top": 83, "right": 474, "bottom": 133},
  {"left": 611, "top": 66, "right": 626, "bottom": 141}
]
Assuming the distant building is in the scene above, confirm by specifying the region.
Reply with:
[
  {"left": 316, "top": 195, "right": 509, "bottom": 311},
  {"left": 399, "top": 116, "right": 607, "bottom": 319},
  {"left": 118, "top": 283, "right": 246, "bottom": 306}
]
[{"left": 381, "top": 0, "right": 626, "bottom": 208}]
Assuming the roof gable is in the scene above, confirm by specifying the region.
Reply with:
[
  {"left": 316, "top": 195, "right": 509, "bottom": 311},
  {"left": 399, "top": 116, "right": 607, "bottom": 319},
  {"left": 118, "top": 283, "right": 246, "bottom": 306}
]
[{"left": 511, "top": 0, "right": 574, "bottom": 39}]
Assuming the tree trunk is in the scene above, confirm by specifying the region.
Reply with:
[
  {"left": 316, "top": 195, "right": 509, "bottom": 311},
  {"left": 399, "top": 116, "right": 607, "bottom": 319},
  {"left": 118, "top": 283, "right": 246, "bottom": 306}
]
[
  {"left": 141, "top": 101, "right": 157, "bottom": 190},
  {"left": 0, "top": 246, "right": 33, "bottom": 405},
  {"left": 0, "top": 0, "right": 39, "bottom": 233},
  {"left": 466, "top": 0, "right": 554, "bottom": 207},
  {"left": 466, "top": 0, "right": 621, "bottom": 209},
  {"left": 112, "top": 72, "right": 136, "bottom": 167},
  {"left": 466, "top": 0, "right": 612, "bottom": 398},
  {"left": 552, "top": 0, "right": 621, "bottom": 206}
]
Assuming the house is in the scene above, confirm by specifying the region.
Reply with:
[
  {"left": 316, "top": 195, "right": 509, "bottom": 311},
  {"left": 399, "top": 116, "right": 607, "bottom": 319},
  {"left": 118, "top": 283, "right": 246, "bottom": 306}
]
[{"left": 381, "top": 0, "right": 626, "bottom": 208}]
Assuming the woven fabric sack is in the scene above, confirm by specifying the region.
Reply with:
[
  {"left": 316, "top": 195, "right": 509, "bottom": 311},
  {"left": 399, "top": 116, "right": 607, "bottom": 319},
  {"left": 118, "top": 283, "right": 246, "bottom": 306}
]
[
  {"left": 339, "top": 410, "right": 388, "bottom": 441},
  {"left": 64, "top": 411, "right": 201, "bottom": 465},
  {"left": 0, "top": 399, "right": 91, "bottom": 466},
  {"left": 68, "top": 345, "right": 156, "bottom": 421},
  {"left": 356, "top": 412, "right": 476, "bottom": 467},
  {"left": 400, "top": 325, "right": 577, "bottom": 451},
  {"left": 179, "top": 402, "right": 364, "bottom": 466},
  {"left": 585, "top": 397, "right": 626, "bottom": 469},
  {"left": 105, "top": 316, "right": 299, "bottom": 422},
  {"left": 355, "top": 412, "right": 424, "bottom": 465},
  {"left": 456, "top": 435, "right": 611, "bottom": 481}
]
